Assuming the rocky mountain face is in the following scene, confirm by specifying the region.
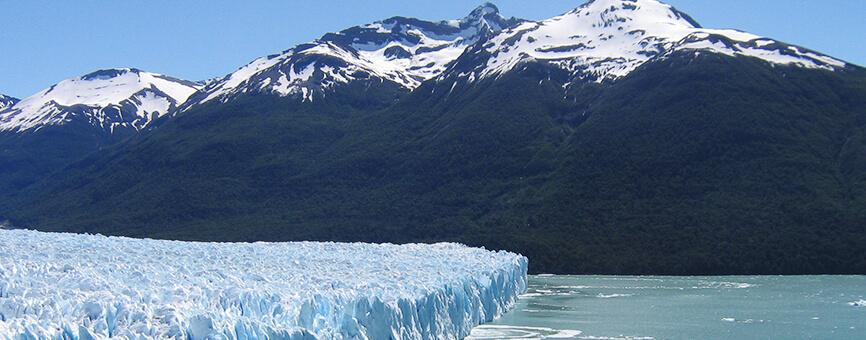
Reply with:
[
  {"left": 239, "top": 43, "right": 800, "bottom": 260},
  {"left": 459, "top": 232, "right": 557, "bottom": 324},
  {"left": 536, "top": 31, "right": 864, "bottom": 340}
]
[{"left": 0, "top": 94, "right": 18, "bottom": 111}]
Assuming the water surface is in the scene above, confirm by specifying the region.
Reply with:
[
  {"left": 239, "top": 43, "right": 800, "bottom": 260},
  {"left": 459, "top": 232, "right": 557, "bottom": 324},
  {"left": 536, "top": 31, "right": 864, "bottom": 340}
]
[{"left": 469, "top": 275, "right": 865, "bottom": 339}]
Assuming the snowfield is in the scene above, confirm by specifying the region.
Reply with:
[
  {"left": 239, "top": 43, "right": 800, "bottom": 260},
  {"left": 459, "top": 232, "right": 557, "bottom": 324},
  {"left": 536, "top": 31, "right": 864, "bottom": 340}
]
[{"left": 0, "top": 229, "right": 527, "bottom": 339}]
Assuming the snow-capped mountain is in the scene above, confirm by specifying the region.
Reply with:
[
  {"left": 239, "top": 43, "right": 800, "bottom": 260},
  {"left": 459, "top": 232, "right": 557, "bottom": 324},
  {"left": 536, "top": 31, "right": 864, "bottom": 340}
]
[
  {"left": 3, "top": 0, "right": 865, "bottom": 277},
  {"left": 0, "top": 68, "right": 201, "bottom": 133},
  {"left": 0, "top": 94, "right": 18, "bottom": 111},
  {"left": 186, "top": 3, "right": 523, "bottom": 106},
  {"left": 442, "top": 0, "right": 849, "bottom": 85}
]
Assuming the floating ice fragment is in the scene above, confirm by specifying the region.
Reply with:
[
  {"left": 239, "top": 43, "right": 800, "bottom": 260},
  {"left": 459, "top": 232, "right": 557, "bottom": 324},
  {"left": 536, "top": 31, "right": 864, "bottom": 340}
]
[
  {"left": 466, "top": 325, "right": 582, "bottom": 339},
  {"left": 596, "top": 293, "right": 634, "bottom": 299}
]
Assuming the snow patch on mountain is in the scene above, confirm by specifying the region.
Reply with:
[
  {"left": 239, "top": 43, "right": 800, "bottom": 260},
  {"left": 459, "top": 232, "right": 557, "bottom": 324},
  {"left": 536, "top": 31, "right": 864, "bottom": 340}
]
[
  {"left": 189, "top": 3, "right": 524, "bottom": 106},
  {"left": 675, "top": 34, "right": 847, "bottom": 70},
  {"left": 450, "top": 0, "right": 847, "bottom": 84},
  {"left": 0, "top": 229, "right": 527, "bottom": 339},
  {"left": 0, "top": 69, "right": 200, "bottom": 133}
]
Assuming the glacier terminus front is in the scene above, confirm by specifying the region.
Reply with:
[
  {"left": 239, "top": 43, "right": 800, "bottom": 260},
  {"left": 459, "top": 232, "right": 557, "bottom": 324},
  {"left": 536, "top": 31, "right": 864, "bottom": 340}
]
[{"left": 0, "top": 229, "right": 527, "bottom": 339}]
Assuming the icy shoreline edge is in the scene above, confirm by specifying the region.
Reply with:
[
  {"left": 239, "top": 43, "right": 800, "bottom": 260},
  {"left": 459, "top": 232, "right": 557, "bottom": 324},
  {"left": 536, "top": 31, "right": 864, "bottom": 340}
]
[
  {"left": 0, "top": 229, "right": 528, "bottom": 339},
  {"left": 311, "top": 254, "right": 529, "bottom": 340}
]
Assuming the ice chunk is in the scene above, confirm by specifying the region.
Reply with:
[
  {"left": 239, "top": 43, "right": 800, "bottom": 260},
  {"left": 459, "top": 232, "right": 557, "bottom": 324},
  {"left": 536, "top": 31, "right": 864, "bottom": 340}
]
[
  {"left": 0, "top": 229, "right": 527, "bottom": 339},
  {"left": 467, "top": 325, "right": 582, "bottom": 339}
]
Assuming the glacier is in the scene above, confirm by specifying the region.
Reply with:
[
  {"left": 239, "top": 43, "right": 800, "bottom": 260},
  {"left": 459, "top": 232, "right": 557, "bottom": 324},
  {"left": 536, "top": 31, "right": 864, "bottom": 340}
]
[{"left": 0, "top": 229, "right": 528, "bottom": 339}]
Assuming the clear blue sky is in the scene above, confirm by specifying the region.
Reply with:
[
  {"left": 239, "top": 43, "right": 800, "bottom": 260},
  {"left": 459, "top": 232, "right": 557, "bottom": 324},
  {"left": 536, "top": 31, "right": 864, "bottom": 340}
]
[{"left": 1, "top": 0, "right": 864, "bottom": 98}]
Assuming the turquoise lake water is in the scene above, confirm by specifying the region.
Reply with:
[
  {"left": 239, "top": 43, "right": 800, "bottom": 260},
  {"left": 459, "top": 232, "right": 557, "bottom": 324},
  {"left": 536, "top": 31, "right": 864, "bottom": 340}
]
[{"left": 468, "top": 276, "right": 865, "bottom": 340}]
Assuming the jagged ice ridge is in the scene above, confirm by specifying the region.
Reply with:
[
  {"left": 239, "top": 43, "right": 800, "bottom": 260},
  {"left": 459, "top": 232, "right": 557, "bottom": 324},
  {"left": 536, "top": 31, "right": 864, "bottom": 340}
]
[{"left": 0, "top": 229, "right": 528, "bottom": 339}]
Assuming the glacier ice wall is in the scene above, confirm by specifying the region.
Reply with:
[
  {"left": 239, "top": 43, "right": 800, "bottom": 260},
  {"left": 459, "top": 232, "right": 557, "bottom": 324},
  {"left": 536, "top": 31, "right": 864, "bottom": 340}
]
[{"left": 0, "top": 229, "right": 527, "bottom": 339}]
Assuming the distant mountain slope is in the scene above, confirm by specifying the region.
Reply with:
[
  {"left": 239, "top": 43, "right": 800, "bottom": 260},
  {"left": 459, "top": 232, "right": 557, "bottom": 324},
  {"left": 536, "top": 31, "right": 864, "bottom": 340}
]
[
  {"left": 184, "top": 3, "right": 523, "bottom": 107},
  {"left": 2, "top": 0, "right": 865, "bottom": 275},
  {"left": 0, "top": 68, "right": 199, "bottom": 194}
]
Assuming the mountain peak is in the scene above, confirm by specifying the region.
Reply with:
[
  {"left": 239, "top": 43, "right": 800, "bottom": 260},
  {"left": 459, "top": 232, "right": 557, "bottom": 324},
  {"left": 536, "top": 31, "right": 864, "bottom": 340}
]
[
  {"left": 566, "top": 0, "right": 701, "bottom": 30},
  {"left": 80, "top": 68, "right": 142, "bottom": 81},
  {"left": 443, "top": 0, "right": 846, "bottom": 85},
  {"left": 465, "top": 2, "right": 500, "bottom": 19},
  {"left": 459, "top": 2, "right": 520, "bottom": 33},
  {"left": 0, "top": 69, "right": 200, "bottom": 133}
]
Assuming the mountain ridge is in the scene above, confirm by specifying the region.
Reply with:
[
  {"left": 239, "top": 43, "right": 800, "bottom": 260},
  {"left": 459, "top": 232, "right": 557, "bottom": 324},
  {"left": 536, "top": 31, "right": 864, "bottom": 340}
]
[
  {"left": 1, "top": 0, "right": 856, "bottom": 127},
  {"left": 181, "top": 3, "right": 525, "bottom": 109}
]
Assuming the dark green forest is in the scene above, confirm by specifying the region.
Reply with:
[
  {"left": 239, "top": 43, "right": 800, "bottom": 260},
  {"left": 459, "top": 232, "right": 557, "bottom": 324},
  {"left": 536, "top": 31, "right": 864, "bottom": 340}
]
[{"left": 3, "top": 52, "right": 866, "bottom": 275}]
